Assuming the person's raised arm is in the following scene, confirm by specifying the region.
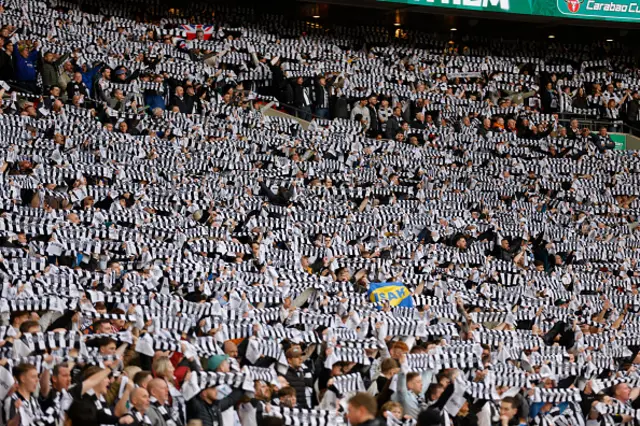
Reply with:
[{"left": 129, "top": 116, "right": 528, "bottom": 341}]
[{"left": 81, "top": 367, "right": 112, "bottom": 395}]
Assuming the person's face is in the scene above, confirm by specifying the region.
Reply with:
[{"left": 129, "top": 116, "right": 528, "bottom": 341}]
[
  {"left": 44, "top": 53, "right": 54, "bottom": 63},
  {"left": 501, "top": 239, "right": 509, "bottom": 250},
  {"left": 456, "top": 238, "right": 467, "bottom": 249},
  {"left": 96, "top": 375, "right": 110, "bottom": 395},
  {"left": 139, "top": 375, "right": 152, "bottom": 389},
  {"left": 616, "top": 383, "right": 631, "bottom": 401},
  {"left": 389, "top": 406, "right": 402, "bottom": 419},
  {"left": 408, "top": 375, "right": 422, "bottom": 394},
  {"left": 135, "top": 389, "right": 151, "bottom": 412},
  {"left": 97, "top": 322, "right": 112, "bottom": 334},
  {"left": 176, "top": 86, "right": 184, "bottom": 97},
  {"left": 52, "top": 366, "right": 71, "bottom": 391},
  {"left": 288, "top": 356, "right": 303, "bottom": 369},
  {"left": 26, "top": 325, "right": 40, "bottom": 334},
  {"left": 20, "top": 369, "right": 39, "bottom": 394},
  {"left": 105, "top": 123, "right": 113, "bottom": 132},
  {"left": 217, "top": 360, "right": 230, "bottom": 373},
  {"left": 337, "top": 269, "right": 350, "bottom": 281},
  {"left": 224, "top": 342, "right": 239, "bottom": 359},
  {"left": 369, "top": 96, "right": 377, "bottom": 106},
  {"left": 17, "top": 233, "right": 27, "bottom": 244},
  {"left": 296, "top": 77, "right": 303, "bottom": 85},
  {"left": 73, "top": 73, "right": 82, "bottom": 82},
  {"left": 100, "top": 342, "right": 117, "bottom": 356},
  {"left": 255, "top": 381, "right": 272, "bottom": 400},
  {"left": 281, "top": 393, "right": 296, "bottom": 408},
  {"left": 346, "top": 403, "right": 366, "bottom": 426},
  {"left": 389, "top": 347, "right": 404, "bottom": 360},
  {"left": 600, "top": 128, "right": 607, "bottom": 136},
  {"left": 500, "top": 401, "right": 518, "bottom": 420},
  {"left": 119, "top": 122, "right": 128, "bottom": 133},
  {"left": 50, "top": 87, "right": 60, "bottom": 97},
  {"left": 151, "top": 381, "right": 169, "bottom": 405}
]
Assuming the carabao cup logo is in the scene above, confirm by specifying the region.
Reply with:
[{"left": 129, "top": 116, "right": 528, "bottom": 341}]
[{"left": 565, "top": 0, "right": 583, "bottom": 12}]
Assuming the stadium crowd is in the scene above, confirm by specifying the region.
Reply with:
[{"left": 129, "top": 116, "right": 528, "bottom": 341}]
[{"left": 0, "top": 0, "right": 639, "bottom": 426}]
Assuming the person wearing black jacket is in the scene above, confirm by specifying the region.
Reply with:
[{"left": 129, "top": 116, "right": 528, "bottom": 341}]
[
  {"left": 540, "top": 82, "right": 559, "bottom": 113},
  {"left": 292, "top": 77, "right": 312, "bottom": 121},
  {"left": 171, "top": 86, "right": 188, "bottom": 114},
  {"left": 0, "top": 37, "right": 12, "bottom": 81},
  {"left": 283, "top": 347, "right": 313, "bottom": 409},
  {"left": 313, "top": 75, "right": 331, "bottom": 119},
  {"left": 592, "top": 127, "right": 615, "bottom": 153},
  {"left": 186, "top": 386, "right": 243, "bottom": 426},
  {"left": 66, "top": 72, "right": 89, "bottom": 100},
  {"left": 625, "top": 91, "right": 640, "bottom": 124},
  {"left": 268, "top": 57, "right": 286, "bottom": 100},
  {"left": 385, "top": 107, "right": 403, "bottom": 140}
]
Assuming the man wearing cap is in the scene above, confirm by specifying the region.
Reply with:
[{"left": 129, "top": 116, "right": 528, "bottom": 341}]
[
  {"left": 283, "top": 346, "right": 313, "bottom": 409},
  {"left": 206, "top": 354, "right": 230, "bottom": 373}
]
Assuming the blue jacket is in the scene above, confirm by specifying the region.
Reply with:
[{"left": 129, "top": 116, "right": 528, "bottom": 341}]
[
  {"left": 144, "top": 93, "right": 166, "bottom": 111},
  {"left": 80, "top": 64, "right": 101, "bottom": 94},
  {"left": 13, "top": 45, "right": 38, "bottom": 82}
]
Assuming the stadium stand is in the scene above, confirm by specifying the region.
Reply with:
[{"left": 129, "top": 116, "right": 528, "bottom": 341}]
[{"left": 0, "top": 0, "right": 639, "bottom": 426}]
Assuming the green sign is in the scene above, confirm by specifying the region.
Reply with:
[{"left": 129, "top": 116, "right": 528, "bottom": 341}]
[
  {"left": 610, "top": 133, "right": 627, "bottom": 150},
  {"left": 378, "top": 0, "right": 640, "bottom": 23}
]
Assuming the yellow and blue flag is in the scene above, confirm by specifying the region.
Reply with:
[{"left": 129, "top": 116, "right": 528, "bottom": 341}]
[{"left": 368, "top": 282, "right": 414, "bottom": 309}]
